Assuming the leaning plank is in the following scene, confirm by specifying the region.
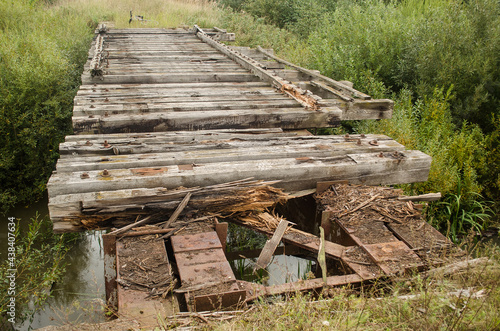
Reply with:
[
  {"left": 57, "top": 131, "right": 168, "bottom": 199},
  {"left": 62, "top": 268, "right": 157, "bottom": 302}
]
[
  {"left": 194, "top": 26, "right": 320, "bottom": 110},
  {"left": 398, "top": 193, "right": 442, "bottom": 202},
  {"left": 107, "top": 215, "right": 152, "bottom": 236},
  {"left": 256, "top": 46, "right": 370, "bottom": 100},
  {"left": 254, "top": 219, "right": 290, "bottom": 271},
  {"left": 163, "top": 193, "right": 192, "bottom": 229}
]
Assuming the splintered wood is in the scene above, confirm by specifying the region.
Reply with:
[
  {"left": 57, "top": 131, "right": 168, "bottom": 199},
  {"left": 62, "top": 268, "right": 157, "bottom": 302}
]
[{"left": 48, "top": 129, "right": 432, "bottom": 232}]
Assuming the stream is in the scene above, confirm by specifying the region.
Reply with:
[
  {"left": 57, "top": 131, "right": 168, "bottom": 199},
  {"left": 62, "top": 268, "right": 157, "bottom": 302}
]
[{"left": 1, "top": 195, "right": 106, "bottom": 330}]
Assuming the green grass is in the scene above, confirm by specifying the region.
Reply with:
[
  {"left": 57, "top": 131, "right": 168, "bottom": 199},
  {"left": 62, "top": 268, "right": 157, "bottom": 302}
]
[{"left": 209, "top": 244, "right": 500, "bottom": 330}]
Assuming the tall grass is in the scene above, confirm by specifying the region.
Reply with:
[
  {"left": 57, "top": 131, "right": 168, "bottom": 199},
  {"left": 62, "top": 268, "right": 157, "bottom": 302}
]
[
  {"left": 0, "top": 0, "right": 94, "bottom": 211},
  {"left": 1, "top": 0, "right": 497, "bottom": 228},
  {"left": 213, "top": 245, "right": 500, "bottom": 330}
]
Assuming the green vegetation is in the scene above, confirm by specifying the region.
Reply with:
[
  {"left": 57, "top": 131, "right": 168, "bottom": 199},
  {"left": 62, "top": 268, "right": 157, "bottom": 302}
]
[
  {"left": 217, "top": 0, "right": 500, "bottom": 237},
  {"left": 0, "top": 215, "right": 75, "bottom": 328},
  {"left": 0, "top": 0, "right": 95, "bottom": 211},
  {"left": 0, "top": 0, "right": 496, "bottom": 241},
  {"left": 211, "top": 245, "right": 500, "bottom": 330},
  {"left": 1, "top": 0, "right": 499, "bottom": 328}
]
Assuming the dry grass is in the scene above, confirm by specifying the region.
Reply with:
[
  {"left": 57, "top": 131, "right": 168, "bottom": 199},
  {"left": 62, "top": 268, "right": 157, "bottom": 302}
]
[
  {"left": 56, "top": 0, "right": 222, "bottom": 29},
  {"left": 207, "top": 244, "right": 500, "bottom": 330}
]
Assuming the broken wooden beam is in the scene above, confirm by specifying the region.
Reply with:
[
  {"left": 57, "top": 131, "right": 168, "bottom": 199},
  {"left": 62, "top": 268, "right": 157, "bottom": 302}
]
[
  {"left": 398, "top": 193, "right": 442, "bottom": 202},
  {"left": 163, "top": 192, "right": 192, "bottom": 229},
  {"left": 48, "top": 150, "right": 431, "bottom": 197},
  {"left": 194, "top": 26, "right": 320, "bottom": 110},
  {"left": 256, "top": 46, "right": 370, "bottom": 100},
  {"left": 254, "top": 219, "right": 290, "bottom": 272}
]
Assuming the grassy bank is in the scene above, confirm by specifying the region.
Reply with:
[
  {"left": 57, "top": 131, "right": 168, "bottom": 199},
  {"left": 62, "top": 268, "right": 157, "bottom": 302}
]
[
  {"left": 217, "top": 0, "right": 500, "bottom": 238},
  {"left": 211, "top": 247, "right": 500, "bottom": 330},
  {"left": 0, "top": 0, "right": 221, "bottom": 212}
]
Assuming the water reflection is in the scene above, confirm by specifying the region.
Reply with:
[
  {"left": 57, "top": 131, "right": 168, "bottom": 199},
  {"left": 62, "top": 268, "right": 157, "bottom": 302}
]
[
  {"left": 230, "top": 255, "right": 315, "bottom": 286},
  {"left": 19, "top": 231, "right": 106, "bottom": 330},
  {"left": 0, "top": 195, "right": 107, "bottom": 330}
]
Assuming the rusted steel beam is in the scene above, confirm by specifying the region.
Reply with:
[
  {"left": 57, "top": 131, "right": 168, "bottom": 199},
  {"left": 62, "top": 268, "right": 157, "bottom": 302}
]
[
  {"left": 215, "top": 221, "right": 228, "bottom": 252},
  {"left": 102, "top": 233, "right": 118, "bottom": 311}
]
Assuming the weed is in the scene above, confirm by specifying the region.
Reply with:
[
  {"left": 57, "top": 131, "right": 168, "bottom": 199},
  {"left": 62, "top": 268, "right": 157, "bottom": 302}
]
[{"left": 0, "top": 215, "right": 74, "bottom": 328}]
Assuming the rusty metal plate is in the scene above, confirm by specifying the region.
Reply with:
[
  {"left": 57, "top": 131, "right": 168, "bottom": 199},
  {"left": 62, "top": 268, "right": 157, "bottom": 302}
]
[
  {"left": 130, "top": 167, "right": 168, "bottom": 175},
  {"left": 177, "top": 261, "right": 236, "bottom": 286},
  {"left": 175, "top": 248, "right": 227, "bottom": 268},
  {"left": 193, "top": 289, "right": 247, "bottom": 312},
  {"left": 362, "top": 241, "right": 422, "bottom": 275},
  {"left": 171, "top": 232, "right": 222, "bottom": 253},
  {"left": 177, "top": 164, "right": 193, "bottom": 171}
]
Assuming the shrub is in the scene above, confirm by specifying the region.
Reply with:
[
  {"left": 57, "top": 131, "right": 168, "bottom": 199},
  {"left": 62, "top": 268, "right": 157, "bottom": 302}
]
[{"left": 0, "top": 0, "right": 95, "bottom": 211}]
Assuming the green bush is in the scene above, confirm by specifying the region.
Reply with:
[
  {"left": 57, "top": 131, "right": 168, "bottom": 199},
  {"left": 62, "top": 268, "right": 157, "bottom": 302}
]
[
  {"left": 0, "top": 0, "right": 95, "bottom": 211},
  {"left": 0, "top": 215, "right": 75, "bottom": 327},
  {"left": 305, "top": 0, "right": 500, "bottom": 130}
]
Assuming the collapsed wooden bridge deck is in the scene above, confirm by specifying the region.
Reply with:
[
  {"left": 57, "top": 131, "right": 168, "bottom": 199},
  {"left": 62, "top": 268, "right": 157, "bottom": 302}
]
[{"left": 46, "top": 25, "right": 462, "bottom": 321}]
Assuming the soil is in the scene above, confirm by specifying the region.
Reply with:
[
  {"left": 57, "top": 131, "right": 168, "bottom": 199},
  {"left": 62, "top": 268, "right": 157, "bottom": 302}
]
[{"left": 116, "top": 231, "right": 174, "bottom": 297}]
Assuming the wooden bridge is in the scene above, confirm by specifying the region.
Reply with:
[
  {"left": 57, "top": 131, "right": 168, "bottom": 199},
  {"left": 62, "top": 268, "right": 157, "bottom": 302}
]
[{"left": 46, "top": 25, "right": 459, "bottom": 321}]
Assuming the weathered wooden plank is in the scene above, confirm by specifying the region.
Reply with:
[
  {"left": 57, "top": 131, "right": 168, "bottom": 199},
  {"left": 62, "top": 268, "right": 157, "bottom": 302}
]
[
  {"left": 232, "top": 212, "right": 382, "bottom": 279},
  {"left": 398, "top": 193, "right": 442, "bottom": 202},
  {"left": 96, "top": 50, "right": 223, "bottom": 59},
  {"left": 73, "top": 99, "right": 302, "bottom": 117},
  {"left": 254, "top": 219, "right": 290, "bottom": 271},
  {"left": 195, "top": 26, "right": 320, "bottom": 110},
  {"left": 90, "top": 54, "right": 230, "bottom": 63},
  {"left": 63, "top": 128, "right": 287, "bottom": 142},
  {"left": 82, "top": 72, "right": 261, "bottom": 85},
  {"left": 48, "top": 179, "right": 284, "bottom": 220},
  {"left": 256, "top": 46, "right": 370, "bottom": 100},
  {"left": 74, "top": 90, "right": 282, "bottom": 105},
  {"left": 47, "top": 150, "right": 431, "bottom": 197},
  {"left": 89, "top": 67, "right": 250, "bottom": 75},
  {"left": 264, "top": 274, "right": 364, "bottom": 296},
  {"left": 77, "top": 81, "right": 271, "bottom": 92},
  {"left": 55, "top": 137, "right": 405, "bottom": 172},
  {"left": 71, "top": 107, "right": 343, "bottom": 134}
]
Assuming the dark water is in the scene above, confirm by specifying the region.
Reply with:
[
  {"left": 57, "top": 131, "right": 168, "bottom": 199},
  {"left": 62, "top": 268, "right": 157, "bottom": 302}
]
[{"left": 1, "top": 196, "right": 106, "bottom": 330}]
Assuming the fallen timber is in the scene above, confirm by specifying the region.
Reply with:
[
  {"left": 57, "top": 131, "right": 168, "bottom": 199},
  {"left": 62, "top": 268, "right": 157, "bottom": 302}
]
[
  {"left": 45, "top": 25, "right": 468, "bottom": 321},
  {"left": 100, "top": 184, "right": 464, "bottom": 317}
]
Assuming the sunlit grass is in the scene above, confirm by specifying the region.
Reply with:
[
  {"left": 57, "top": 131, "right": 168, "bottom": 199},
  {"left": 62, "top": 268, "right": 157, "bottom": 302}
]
[
  {"left": 211, "top": 243, "right": 500, "bottom": 330},
  {"left": 55, "top": 0, "right": 222, "bottom": 29}
]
